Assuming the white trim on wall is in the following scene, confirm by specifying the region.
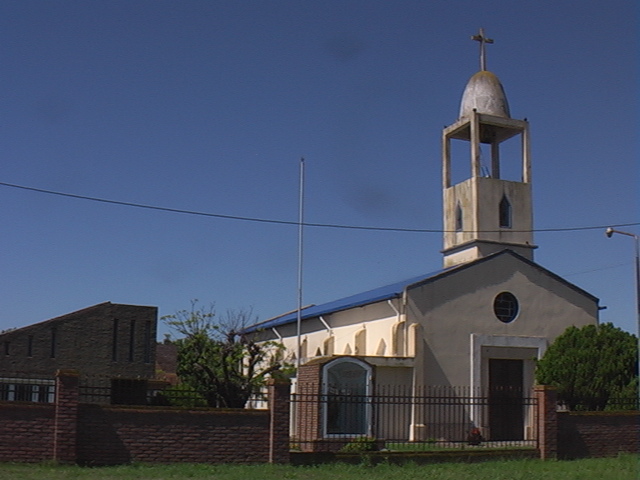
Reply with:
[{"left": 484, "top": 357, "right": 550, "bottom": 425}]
[
  {"left": 469, "top": 334, "right": 547, "bottom": 433},
  {"left": 321, "top": 357, "right": 373, "bottom": 438},
  {"left": 470, "top": 334, "right": 548, "bottom": 392}
]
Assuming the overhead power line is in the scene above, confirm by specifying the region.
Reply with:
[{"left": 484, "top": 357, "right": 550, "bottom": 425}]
[
  {"left": 562, "top": 262, "right": 633, "bottom": 278},
  {"left": 1, "top": 181, "right": 638, "bottom": 234}
]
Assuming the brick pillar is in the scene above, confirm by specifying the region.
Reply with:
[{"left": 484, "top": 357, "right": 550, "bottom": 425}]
[
  {"left": 535, "top": 385, "right": 558, "bottom": 460},
  {"left": 296, "top": 363, "right": 322, "bottom": 452},
  {"left": 54, "top": 369, "right": 80, "bottom": 464},
  {"left": 268, "top": 378, "right": 291, "bottom": 463}
]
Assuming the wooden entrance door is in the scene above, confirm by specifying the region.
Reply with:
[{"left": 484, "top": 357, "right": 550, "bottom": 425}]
[{"left": 489, "top": 359, "right": 524, "bottom": 440}]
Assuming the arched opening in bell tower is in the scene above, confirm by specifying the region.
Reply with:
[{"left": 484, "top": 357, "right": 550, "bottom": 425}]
[
  {"left": 499, "top": 195, "right": 512, "bottom": 228},
  {"left": 455, "top": 202, "right": 463, "bottom": 231}
]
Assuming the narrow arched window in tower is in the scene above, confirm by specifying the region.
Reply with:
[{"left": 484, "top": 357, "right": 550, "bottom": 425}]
[
  {"left": 455, "top": 203, "right": 463, "bottom": 231},
  {"left": 499, "top": 195, "right": 512, "bottom": 228}
]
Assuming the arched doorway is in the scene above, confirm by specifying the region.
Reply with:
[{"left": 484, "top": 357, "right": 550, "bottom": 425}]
[{"left": 322, "top": 357, "right": 372, "bottom": 436}]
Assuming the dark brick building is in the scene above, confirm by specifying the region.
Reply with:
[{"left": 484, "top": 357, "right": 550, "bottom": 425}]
[{"left": 0, "top": 302, "right": 158, "bottom": 401}]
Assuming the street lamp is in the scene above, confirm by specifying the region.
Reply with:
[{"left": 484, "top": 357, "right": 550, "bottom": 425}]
[{"left": 605, "top": 227, "right": 640, "bottom": 407}]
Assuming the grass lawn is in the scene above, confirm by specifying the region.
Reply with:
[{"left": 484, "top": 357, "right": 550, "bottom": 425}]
[{"left": 0, "top": 455, "right": 637, "bottom": 480}]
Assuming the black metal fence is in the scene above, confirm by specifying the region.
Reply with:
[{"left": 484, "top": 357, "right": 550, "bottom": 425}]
[
  {"left": 2, "top": 372, "right": 637, "bottom": 454},
  {"left": 291, "top": 384, "right": 539, "bottom": 452},
  {"left": 77, "top": 376, "right": 210, "bottom": 406},
  {"left": 559, "top": 396, "right": 640, "bottom": 412},
  {"left": 0, "top": 374, "right": 260, "bottom": 409}
]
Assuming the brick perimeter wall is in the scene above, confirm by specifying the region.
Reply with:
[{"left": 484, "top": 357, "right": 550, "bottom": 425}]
[
  {"left": 268, "top": 379, "right": 291, "bottom": 463},
  {"left": 535, "top": 385, "right": 638, "bottom": 460},
  {"left": 534, "top": 385, "right": 558, "bottom": 459},
  {"left": 0, "top": 371, "right": 290, "bottom": 465},
  {"left": 54, "top": 370, "right": 79, "bottom": 463},
  {"left": 557, "top": 411, "right": 639, "bottom": 459},
  {"left": 2, "top": 376, "right": 636, "bottom": 464},
  {"left": 77, "top": 405, "right": 270, "bottom": 465},
  {"left": 296, "top": 363, "right": 322, "bottom": 452},
  {"left": 0, "top": 403, "right": 54, "bottom": 462}
]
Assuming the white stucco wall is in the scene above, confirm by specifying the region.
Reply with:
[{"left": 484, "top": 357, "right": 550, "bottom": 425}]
[
  {"left": 264, "top": 298, "right": 404, "bottom": 365},
  {"left": 407, "top": 252, "right": 598, "bottom": 389},
  {"left": 256, "top": 252, "right": 598, "bottom": 394}
]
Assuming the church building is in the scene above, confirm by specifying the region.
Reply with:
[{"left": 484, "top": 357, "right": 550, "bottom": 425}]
[{"left": 244, "top": 30, "right": 599, "bottom": 444}]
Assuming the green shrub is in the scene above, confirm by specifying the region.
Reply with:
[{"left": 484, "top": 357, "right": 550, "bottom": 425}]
[
  {"left": 536, "top": 323, "right": 638, "bottom": 411},
  {"left": 340, "top": 436, "right": 379, "bottom": 453},
  {"left": 152, "top": 383, "right": 208, "bottom": 407}
]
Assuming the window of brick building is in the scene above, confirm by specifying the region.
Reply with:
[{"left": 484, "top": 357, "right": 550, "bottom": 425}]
[
  {"left": 129, "top": 319, "right": 136, "bottom": 362},
  {"left": 0, "top": 378, "right": 55, "bottom": 403},
  {"left": 143, "top": 321, "right": 152, "bottom": 364},
  {"left": 112, "top": 319, "right": 119, "bottom": 362},
  {"left": 50, "top": 327, "right": 57, "bottom": 358}
]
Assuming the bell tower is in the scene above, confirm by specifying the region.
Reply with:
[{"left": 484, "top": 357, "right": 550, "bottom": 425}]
[{"left": 442, "top": 29, "right": 536, "bottom": 268}]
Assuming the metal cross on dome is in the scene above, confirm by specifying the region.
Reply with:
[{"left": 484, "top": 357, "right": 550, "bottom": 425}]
[{"left": 471, "top": 28, "right": 494, "bottom": 71}]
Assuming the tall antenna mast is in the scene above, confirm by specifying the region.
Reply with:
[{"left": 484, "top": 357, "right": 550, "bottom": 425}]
[{"left": 296, "top": 157, "right": 305, "bottom": 375}]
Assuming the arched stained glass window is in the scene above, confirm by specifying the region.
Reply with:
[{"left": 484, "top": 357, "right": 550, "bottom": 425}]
[{"left": 322, "top": 358, "right": 372, "bottom": 436}]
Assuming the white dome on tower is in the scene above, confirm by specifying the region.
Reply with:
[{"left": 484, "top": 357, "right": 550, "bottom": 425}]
[{"left": 459, "top": 70, "right": 511, "bottom": 119}]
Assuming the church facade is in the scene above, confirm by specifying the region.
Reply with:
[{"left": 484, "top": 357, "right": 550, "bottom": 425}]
[{"left": 245, "top": 32, "right": 599, "bottom": 444}]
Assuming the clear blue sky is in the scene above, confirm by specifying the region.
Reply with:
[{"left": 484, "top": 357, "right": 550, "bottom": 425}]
[{"left": 0, "top": 1, "right": 637, "bottom": 338}]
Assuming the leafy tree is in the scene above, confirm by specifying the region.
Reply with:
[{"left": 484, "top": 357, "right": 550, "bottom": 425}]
[
  {"left": 535, "top": 323, "right": 638, "bottom": 411},
  {"left": 150, "top": 383, "right": 208, "bottom": 408},
  {"left": 163, "top": 301, "right": 289, "bottom": 408}
]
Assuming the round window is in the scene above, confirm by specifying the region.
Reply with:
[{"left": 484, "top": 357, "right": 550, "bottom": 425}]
[{"left": 493, "top": 292, "right": 519, "bottom": 323}]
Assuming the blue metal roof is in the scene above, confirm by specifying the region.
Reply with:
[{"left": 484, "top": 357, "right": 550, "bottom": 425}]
[
  {"left": 242, "top": 249, "right": 600, "bottom": 335},
  {"left": 243, "top": 269, "right": 446, "bottom": 333}
]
